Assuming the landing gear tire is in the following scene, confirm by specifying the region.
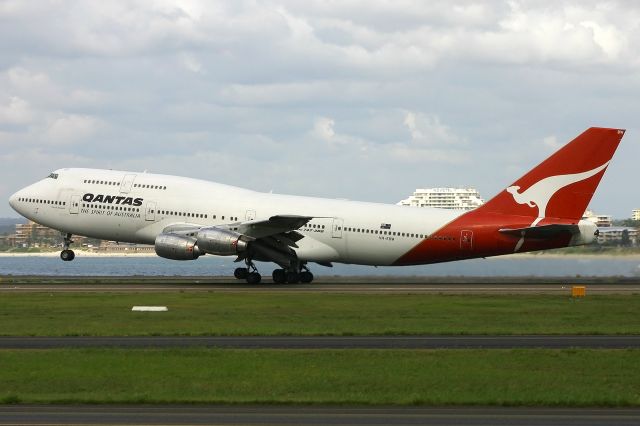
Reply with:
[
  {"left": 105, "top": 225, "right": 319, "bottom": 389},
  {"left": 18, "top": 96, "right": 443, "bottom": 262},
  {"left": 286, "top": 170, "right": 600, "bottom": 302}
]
[
  {"left": 286, "top": 271, "right": 300, "bottom": 284},
  {"left": 272, "top": 269, "right": 286, "bottom": 284},
  {"left": 299, "top": 271, "right": 314, "bottom": 283},
  {"left": 60, "top": 249, "right": 75, "bottom": 262},
  {"left": 60, "top": 233, "right": 75, "bottom": 262},
  {"left": 246, "top": 272, "right": 262, "bottom": 284},
  {"left": 234, "top": 267, "right": 249, "bottom": 279}
]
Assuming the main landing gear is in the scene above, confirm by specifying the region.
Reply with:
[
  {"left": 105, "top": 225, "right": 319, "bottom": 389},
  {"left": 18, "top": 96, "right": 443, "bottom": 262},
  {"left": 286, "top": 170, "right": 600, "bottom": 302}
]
[
  {"left": 234, "top": 259, "right": 261, "bottom": 284},
  {"left": 60, "top": 233, "right": 75, "bottom": 262},
  {"left": 271, "top": 268, "right": 313, "bottom": 284},
  {"left": 234, "top": 260, "right": 314, "bottom": 284}
]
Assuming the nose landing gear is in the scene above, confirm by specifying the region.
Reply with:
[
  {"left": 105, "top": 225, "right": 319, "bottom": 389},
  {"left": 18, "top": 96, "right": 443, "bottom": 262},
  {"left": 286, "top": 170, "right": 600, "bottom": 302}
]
[{"left": 60, "top": 233, "right": 75, "bottom": 262}]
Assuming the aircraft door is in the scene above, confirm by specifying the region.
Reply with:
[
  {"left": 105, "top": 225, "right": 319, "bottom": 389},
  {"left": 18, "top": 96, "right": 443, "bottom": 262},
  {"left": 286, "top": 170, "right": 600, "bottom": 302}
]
[
  {"left": 245, "top": 209, "right": 256, "bottom": 221},
  {"left": 120, "top": 174, "right": 136, "bottom": 194},
  {"left": 332, "top": 218, "right": 344, "bottom": 238},
  {"left": 145, "top": 201, "right": 157, "bottom": 221},
  {"left": 70, "top": 195, "right": 80, "bottom": 214},
  {"left": 460, "top": 230, "right": 473, "bottom": 250}
]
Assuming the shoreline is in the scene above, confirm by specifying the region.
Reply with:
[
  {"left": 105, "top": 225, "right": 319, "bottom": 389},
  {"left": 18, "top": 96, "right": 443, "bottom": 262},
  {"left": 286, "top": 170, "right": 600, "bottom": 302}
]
[
  {"left": 0, "top": 251, "right": 639, "bottom": 259},
  {"left": 0, "top": 251, "right": 157, "bottom": 258}
]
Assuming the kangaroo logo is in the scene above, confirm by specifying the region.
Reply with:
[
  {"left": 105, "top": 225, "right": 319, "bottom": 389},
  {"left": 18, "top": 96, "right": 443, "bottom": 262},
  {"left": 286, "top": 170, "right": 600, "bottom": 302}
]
[{"left": 506, "top": 161, "right": 610, "bottom": 228}]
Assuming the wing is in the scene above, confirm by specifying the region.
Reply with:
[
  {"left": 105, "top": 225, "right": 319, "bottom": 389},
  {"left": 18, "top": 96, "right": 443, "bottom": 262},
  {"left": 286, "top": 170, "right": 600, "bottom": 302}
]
[
  {"left": 238, "top": 215, "right": 313, "bottom": 239},
  {"left": 162, "top": 215, "right": 312, "bottom": 241},
  {"left": 160, "top": 215, "right": 315, "bottom": 268}
]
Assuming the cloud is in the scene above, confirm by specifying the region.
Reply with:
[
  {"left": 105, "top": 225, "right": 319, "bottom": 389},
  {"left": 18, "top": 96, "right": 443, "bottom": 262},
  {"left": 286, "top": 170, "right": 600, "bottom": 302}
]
[
  {"left": 312, "top": 116, "right": 335, "bottom": 141},
  {"left": 542, "top": 135, "right": 561, "bottom": 150},
  {"left": 44, "top": 114, "right": 104, "bottom": 145},
  {"left": 388, "top": 145, "right": 469, "bottom": 164},
  {"left": 310, "top": 113, "right": 468, "bottom": 164},
  {"left": 0, "top": 96, "right": 33, "bottom": 126},
  {"left": 403, "top": 111, "right": 464, "bottom": 145},
  {"left": 1, "top": 67, "right": 109, "bottom": 110},
  {"left": 1, "top": 1, "right": 639, "bottom": 218},
  {"left": 180, "top": 53, "right": 205, "bottom": 74}
]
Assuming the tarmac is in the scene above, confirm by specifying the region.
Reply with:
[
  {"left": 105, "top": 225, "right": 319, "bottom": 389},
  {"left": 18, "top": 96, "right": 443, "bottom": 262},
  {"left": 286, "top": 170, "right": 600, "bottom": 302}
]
[
  {"left": 3, "top": 335, "right": 640, "bottom": 349},
  {"left": 1, "top": 405, "right": 639, "bottom": 426},
  {"left": 2, "top": 274, "right": 640, "bottom": 294}
]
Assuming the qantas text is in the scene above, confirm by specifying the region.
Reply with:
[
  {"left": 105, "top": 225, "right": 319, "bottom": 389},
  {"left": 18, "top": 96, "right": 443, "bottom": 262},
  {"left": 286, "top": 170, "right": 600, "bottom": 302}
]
[{"left": 82, "top": 193, "right": 143, "bottom": 206}]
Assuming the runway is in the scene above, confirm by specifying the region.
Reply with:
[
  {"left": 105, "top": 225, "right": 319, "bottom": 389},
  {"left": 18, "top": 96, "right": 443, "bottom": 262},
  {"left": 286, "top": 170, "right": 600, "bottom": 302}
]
[
  {"left": 1, "top": 405, "right": 639, "bottom": 426},
  {"left": 2, "top": 275, "right": 640, "bottom": 294},
  {"left": 0, "top": 281, "right": 640, "bottom": 295},
  {"left": 2, "top": 335, "right": 640, "bottom": 349}
]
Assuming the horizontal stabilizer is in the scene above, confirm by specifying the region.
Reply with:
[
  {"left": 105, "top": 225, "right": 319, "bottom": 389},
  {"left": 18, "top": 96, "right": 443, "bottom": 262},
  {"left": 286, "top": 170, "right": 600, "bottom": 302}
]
[{"left": 499, "top": 224, "right": 579, "bottom": 238}]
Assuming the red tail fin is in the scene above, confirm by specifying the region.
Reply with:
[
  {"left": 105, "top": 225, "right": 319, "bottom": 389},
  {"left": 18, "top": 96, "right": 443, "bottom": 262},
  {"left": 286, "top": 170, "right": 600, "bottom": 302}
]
[{"left": 476, "top": 127, "right": 625, "bottom": 225}]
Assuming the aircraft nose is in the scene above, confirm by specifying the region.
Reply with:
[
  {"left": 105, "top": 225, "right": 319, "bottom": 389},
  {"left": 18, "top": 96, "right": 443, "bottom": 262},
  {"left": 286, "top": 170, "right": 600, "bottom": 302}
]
[{"left": 8, "top": 191, "right": 19, "bottom": 211}]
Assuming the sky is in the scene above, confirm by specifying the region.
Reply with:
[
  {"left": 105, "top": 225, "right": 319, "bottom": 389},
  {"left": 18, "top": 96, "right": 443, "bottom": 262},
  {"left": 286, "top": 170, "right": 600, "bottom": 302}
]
[{"left": 1, "top": 0, "right": 639, "bottom": 218}]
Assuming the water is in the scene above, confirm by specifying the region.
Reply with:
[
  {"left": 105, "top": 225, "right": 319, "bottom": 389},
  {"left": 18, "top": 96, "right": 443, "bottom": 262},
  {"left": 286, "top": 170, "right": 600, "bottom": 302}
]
[{"left": 1, "top": 255, "right": 639, "bottom": 277}]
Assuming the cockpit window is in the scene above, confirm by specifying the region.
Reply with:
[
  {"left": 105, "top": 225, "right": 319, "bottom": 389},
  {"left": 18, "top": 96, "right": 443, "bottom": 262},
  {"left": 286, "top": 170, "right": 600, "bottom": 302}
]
[{"left": 47, "top": 173, "right": 59, "bottom": 179}]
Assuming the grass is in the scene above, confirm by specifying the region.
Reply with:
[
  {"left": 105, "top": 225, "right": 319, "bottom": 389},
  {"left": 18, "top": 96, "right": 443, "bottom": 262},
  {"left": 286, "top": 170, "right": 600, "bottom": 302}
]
[
  {"left": 0, "top": 348, "right": 639, "bottom": 406},
  {"left": 1, "top": 293, "right": 640, "bottom": 336}
]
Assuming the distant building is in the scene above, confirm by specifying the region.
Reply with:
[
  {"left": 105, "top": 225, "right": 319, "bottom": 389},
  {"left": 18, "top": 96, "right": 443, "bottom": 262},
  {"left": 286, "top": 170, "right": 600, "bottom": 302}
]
[
  {"left": 633, "top": 209, "right": 640, "bottom": 221},
  {"left": 9, "top": 221, "right": 60, "bottom": 247},
  {"left": 397, "top": 188, "right": 484, "bottom": 210},
  {"left": 5, "top": 221, "right": 88, "bottom": 248},
  {"left": 582, "top": 210, "right": 612, "bottom": 228},
  {"left": 597, "top": 227, "right": 638, "bottom": 245}
]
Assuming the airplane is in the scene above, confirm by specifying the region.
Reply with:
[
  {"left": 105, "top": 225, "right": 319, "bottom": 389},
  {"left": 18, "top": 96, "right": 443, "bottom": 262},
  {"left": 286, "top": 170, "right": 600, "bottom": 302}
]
[{"left": 8, "top": 127, "right": 625, "bottom": 284}]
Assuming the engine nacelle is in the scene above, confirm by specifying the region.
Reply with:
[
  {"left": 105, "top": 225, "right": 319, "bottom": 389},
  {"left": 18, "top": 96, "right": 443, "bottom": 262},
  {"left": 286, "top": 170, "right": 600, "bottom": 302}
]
[
  {"left": 569, "top": 220, "right": 599, "bottom": 246},
  {"left": 155, "top": 233, "right": 202, "bottom": 260},
  {"left": 197, "top": 227, "right": 248, "bottom": 256}
]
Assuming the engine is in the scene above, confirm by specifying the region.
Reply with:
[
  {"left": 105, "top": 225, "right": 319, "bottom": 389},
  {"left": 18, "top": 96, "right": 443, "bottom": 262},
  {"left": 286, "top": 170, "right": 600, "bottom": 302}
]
[
  {"left": 569, "top": 220, "right": 599, "bottom": 246},
  {"left": 197, "top": 227, "right": 248, "bottom": 255},
  {"left": 155, "top": 233, "right": 202, "bottom": 260}
]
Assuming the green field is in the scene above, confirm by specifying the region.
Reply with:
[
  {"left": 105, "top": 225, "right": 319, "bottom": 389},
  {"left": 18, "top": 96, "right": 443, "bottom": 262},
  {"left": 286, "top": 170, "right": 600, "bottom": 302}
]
[
  {"left": 1, "top": 348, "right": 639, "bottom": 406},
  {"left": 1, "top": 293, "right": 640, "bottom": 336},
  {"left": 3, "top": 292, "right": 640, "bottom": 407}
]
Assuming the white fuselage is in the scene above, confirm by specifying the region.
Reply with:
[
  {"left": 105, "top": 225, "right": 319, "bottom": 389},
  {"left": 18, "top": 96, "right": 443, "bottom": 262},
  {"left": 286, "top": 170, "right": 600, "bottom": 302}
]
[{"left": 9, "top": 168, "right": 463, "bottom": 266}]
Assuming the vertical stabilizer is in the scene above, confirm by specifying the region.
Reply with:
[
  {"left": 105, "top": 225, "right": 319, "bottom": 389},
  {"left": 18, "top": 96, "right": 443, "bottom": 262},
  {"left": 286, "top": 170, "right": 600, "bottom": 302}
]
[{"left": 475, "top": 127, "right": 624, "bottom": 225}]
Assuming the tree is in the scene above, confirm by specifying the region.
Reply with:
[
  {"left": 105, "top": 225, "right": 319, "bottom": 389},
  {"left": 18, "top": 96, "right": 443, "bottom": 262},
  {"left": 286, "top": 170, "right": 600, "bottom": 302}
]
[{"left": 621, "top": 229, "right": 631, "bottom": 247}]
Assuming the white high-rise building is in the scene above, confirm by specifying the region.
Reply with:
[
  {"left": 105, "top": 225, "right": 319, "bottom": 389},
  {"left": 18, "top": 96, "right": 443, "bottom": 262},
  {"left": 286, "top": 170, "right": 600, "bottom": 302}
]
[
  {"left": 582, "top": 210, "right": 612, "bottom": 227},
  {"left": 633, "top": 209, "right": 640, "bottom": 221},
  {"left": 397, "top": 188, "right": 484, "bottom": 210}
]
